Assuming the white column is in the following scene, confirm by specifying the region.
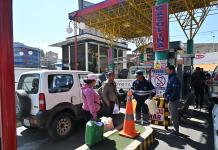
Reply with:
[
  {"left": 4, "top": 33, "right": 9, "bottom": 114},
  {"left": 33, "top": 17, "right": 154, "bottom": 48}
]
[
  {"left": 98, "top": 44, "right": 100, "bottom": 73},
  {"left": 123, "top": 50, "right": 127, "bottom": 69},
  {"left": 68, "top": 45, "right": 71, "bottom": 70},
  {"left": 85, "top": 42, "right": 88, "bottom": 71}
]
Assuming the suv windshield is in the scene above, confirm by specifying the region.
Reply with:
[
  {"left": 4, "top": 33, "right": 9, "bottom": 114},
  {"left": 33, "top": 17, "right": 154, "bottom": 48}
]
[{"left": 17, "top": 74, "right": 40, "bottom": 94}]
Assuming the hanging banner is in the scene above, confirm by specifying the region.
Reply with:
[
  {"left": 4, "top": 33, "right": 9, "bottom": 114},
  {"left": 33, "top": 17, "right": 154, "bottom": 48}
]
[
  {"left": 152, "top": 3, "right": 169, "bottom": 51},
  {"left": 108, "top": 48, "right": 114, "bottom": 71}
]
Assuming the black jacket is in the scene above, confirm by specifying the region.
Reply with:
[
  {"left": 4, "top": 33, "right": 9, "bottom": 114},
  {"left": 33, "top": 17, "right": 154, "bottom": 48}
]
[{"left": 131, "top": 78, "right": 155, "bottom": 101}]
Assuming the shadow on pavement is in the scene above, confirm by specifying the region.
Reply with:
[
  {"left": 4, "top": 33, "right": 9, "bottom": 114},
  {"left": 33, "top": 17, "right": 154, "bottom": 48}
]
[
  {"left": 149, "top": 108, "right": 214, "bottom": 150},
  {"left": 17, "top": 114, "right": 124, "bottom": 150},
  {"left": 89, "top": 138, "right": 117, "bottom": 150}
]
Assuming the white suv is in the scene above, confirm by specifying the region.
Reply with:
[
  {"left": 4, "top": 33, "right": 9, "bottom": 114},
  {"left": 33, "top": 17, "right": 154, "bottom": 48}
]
[{"left": 16, "top": 70, "right": 91, "bottom": 139}]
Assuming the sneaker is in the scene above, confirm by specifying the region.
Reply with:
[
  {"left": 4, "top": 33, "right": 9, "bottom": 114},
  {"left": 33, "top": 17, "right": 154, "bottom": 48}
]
[
  {"left": 142, "top": 120, "right": 150, "bottom": 126},
  {"left": 135, "top": 120, "right": 141, "bottom": 124},
  {"left": 167, "top": 129, "right": 174, "bottom": 133}
]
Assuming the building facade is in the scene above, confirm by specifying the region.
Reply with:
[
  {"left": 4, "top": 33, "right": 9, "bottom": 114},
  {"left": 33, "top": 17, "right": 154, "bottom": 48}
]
[
  {"left": 51, "top": 33, "right": 130, "bottom": 73},
  {"left": 14, "top": 42, "right": 41, "bottom": 68},
  {"left": 45, "top": 51, "right": 58, "bottom": 64},
  {"left": 184, "top": 43, "right": 218, "bottom": 53}
]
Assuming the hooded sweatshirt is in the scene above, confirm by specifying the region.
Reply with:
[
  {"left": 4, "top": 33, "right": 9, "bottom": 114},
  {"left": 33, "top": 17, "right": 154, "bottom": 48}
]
[{"left": 82, "top": 84, "right": 100, "bottom": 119}]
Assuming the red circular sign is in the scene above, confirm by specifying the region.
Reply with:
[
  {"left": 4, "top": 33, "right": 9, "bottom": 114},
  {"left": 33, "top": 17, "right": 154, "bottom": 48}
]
[
  {"left": 154, "top": 75, "right": 166, "bottom": 87},
  {"left": 195, "top": 53, "right": 205, "bottom": 59}
]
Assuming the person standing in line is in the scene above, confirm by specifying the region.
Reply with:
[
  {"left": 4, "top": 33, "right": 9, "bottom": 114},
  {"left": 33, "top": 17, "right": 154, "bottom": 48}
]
[
  {"left": 200, "top": 68, "right": 206, "bottom": 107},
  {"left": 190, "top": 67, "right": 205, "bottom": 109},
  {"left": 164, "top": 65, "right": 181, "bottom": 136},
  {"left": 102, "top": 72, "right": 119, "bottom": 117},
  {"left": 131, "top": 70, "right": 155, "bottom": 125},
  {"left": 82, "top": 74, "right": 101, "bottom": 122}
]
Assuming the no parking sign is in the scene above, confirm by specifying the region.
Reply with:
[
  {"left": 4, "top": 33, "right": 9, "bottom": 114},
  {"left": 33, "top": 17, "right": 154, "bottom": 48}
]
[{"left": 151, "top": 69, "right": 168, "bottom": 96}]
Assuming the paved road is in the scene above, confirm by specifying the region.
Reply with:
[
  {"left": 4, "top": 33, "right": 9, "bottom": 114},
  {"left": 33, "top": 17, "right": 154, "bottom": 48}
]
[
  {"left": 17, "top": 114, "right": 124, "bottom": 150},
  {"left": 17, "top": 106, "right": 214, "bottom": 150}
]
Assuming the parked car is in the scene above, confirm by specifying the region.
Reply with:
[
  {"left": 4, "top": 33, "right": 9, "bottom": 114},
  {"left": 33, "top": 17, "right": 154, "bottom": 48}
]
[
  {"left": 16, "top": 70, "right": 91, "bottom": 140},
  {"left": 213, "top": 104, "right": 218, "bottom": 150},
  {"left": 208, "top": 65, "right": 218, "bottom": 149},
  {"left": 14, "top": 67, "right": 44, "bottom": 89},
  {"left": 208, "top": 65, "right": 218, "bottom": 112}
]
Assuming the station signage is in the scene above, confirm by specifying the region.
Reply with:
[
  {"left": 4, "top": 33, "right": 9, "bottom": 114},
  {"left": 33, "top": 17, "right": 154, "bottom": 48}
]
[
  {"left": 150, "top": 108, "right": 165, "bottom": 121},
  {"left": 195, "top": 53, "right": 205, "bottom": 59},
  {"left": 152, "top": 3, "right": 169, "bottom": 51},
  {"left": 151, "top": 69, "right": 168, "bottom": 96}
]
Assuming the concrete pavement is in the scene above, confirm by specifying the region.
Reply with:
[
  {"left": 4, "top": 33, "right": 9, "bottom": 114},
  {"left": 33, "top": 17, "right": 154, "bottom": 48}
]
[
  {"left": 150, "top": 107, "right": 214, "bottom": 150},
  {"left": 17, "top": 105, "right": 213, "bottom": 150},
  {"left": 17, "top": 115, "right": 124, "bottom": 150}
]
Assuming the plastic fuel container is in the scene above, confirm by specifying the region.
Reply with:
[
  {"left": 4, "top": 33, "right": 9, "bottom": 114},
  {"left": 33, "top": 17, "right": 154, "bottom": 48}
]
[{"left": 85, "top": 121, "right": 104, "bottom": 146}]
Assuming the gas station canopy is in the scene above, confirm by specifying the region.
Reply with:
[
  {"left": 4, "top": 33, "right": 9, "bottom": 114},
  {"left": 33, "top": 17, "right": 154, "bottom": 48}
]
[{"left": 69, "top": 0, "right": 218, "bottom": 40}]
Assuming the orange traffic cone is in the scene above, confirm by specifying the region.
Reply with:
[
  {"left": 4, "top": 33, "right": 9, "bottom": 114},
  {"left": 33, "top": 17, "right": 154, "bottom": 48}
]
[{"left": 119, "top": 90, "right": 140, "bottom": 138}]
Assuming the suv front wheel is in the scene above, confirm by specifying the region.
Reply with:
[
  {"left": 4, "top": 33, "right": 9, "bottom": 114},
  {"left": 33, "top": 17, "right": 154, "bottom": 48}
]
[{"left": 48, "top": 112, "right": 75, "bottom": 140}]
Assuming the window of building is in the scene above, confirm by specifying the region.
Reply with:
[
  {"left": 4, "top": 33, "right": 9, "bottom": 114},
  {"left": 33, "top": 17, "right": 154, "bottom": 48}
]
[
  {"left": 100, "top": 46, "right": 108, "bottom": 72},
  {"left": 118, "top": 49, "right": 123, "bottom": 59},
  {"left": 77, "top": 44, "right": 86, "bottom": 70},
  {"left": 88, "top": 43, "right": 98, "bottom": 73},
  {"left": 64, "top": 43, "right": 86, "bottom": 70},
  {"left": 62, "top": 45, "right": 69, "bottom": 70},
  {"left": 48, "top": 74, "right": 73, "bottom": 93},
  {"left": 113, "top": 48, "right": 117, "bottom": 62},
  {"left": 78, "top": 74, "right": 89, "bottom": 86}
]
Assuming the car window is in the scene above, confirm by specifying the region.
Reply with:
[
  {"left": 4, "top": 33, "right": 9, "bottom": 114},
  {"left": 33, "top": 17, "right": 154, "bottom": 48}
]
[
  {"left": 17, "top": 74, "right": 40, "bottom": 94},
  {"left": 78, "top": 74, "right": 101, "bottom": 89},
  {"left": 48, "top": 74, "right": 74, "bottom": 93},
  {"left": 78, "top": 74, "right": 89, "bottom": 86}
]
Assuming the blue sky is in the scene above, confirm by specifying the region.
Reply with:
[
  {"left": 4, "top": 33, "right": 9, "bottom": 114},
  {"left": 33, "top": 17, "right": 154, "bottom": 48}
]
[{"left": 13, "top": 0, "right": 218, "bottom": 58}]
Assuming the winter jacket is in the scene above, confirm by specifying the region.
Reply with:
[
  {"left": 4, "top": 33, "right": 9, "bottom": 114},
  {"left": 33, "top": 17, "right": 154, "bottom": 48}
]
[
  {"left": 131, "top": 78, "right": 155, "bottom": 101},
  {"left": 102, "top": 80, "right": 118, "bottom": 103},
  {"left": 82, "top": 84, "right": 100, "bottom": 119},
  {"left": 190, "top": 72, "right": 205, "bottom": 89},
  {"left": 165, "top": 73, "right": 181, "bottom": 102}
]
